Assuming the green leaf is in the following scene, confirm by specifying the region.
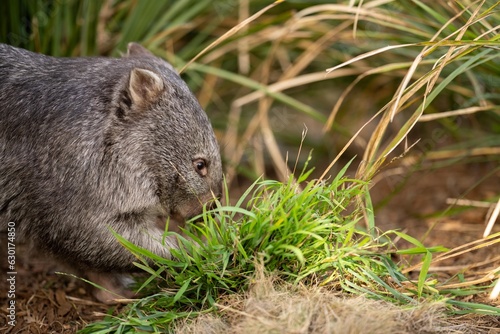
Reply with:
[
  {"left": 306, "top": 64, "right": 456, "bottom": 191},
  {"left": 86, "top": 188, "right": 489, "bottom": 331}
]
[{"left": 417, "top": 251, "right": 433, "bottom": 297}]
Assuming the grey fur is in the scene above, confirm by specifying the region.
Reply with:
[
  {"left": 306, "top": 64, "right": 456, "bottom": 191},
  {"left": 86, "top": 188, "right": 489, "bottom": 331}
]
[{"left": 0, "top": 43, "right": 222, "bottom": 273}]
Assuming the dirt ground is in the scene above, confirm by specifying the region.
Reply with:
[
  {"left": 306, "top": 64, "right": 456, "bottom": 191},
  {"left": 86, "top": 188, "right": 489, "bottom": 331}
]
[{"left": 1, "top": 161, "right": 499, "bottom": 333}]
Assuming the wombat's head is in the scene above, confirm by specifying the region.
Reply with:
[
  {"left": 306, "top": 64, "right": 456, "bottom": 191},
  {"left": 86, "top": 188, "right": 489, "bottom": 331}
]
[{"left": 109, "top": 43, "right": 223, "bottom": 226}]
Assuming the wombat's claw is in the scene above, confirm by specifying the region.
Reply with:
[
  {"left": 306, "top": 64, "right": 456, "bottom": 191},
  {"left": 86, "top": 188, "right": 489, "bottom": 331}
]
[
  {"left": 92, "top": 288, "right": 137, "bottom": 305},
  {"left": 88, "top": 272, "right": 137, "bottom": 304}
]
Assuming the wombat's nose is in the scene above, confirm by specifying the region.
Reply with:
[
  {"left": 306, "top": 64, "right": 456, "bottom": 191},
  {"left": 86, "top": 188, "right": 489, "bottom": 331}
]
[
  {"left": 210, "top": 186, "right": 222, "bottom": 201},
  {"left": 206, "top": 199, "right": 218, "bottom": 211}
]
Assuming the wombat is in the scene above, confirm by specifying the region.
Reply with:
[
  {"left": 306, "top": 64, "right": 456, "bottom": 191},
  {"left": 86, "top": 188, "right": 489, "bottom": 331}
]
[{"left": 0, "top": 43, "right": 223, "bottom": 302}]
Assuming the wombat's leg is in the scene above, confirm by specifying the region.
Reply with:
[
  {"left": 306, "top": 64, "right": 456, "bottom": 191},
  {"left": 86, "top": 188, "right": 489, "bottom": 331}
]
[
  {"left": 88, "top": 222, "right": 181, "bottom": 303},
  {"left": 82, "top": 216, "right": 185, "bottom": 303},
  {"left": 121, "top": 220, "right": 180, "bottom": 259}
]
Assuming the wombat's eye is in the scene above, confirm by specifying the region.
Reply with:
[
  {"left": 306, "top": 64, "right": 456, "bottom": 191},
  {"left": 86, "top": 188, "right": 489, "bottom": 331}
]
[{"left": 193, "top": 159, "right": 208, "bottom": 177}]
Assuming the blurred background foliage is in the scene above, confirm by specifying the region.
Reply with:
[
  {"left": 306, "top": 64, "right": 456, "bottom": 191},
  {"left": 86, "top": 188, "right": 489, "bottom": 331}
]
[{"left": 1, "top": 0, "right": 499, "bottom": 194}]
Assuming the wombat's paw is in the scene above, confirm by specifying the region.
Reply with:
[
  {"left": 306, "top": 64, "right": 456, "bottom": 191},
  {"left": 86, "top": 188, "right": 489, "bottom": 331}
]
[{"left": 87, "top": 272, "right": 137, "bottom": 304}]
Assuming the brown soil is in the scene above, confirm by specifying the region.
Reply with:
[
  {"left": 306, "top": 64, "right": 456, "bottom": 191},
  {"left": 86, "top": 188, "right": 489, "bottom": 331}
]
[
  {"left": 0, "top": 244, "right": 125, "bottom": 333},
  {"left": 1, "top": 162, "right": 499, "bottom": 333}
]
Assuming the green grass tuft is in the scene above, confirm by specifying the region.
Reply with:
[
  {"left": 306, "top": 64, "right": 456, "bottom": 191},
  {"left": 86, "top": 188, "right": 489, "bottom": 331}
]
[{"left": 80, "top": 162, "right": 396, "bottom": 332}]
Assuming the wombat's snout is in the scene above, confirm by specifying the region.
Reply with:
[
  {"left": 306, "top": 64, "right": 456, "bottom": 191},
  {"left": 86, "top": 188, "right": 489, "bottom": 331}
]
[
  {"left": 196, "top": 191, "right": 221, "bottom": 215},
  {"left": 206, "top": 194, "right": 220, "bottom": 211}
]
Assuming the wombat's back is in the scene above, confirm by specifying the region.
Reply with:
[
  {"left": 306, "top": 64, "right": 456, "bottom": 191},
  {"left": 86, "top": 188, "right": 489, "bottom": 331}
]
[
  {"left": 0, "top": 44, "right": 124, "bottom": 160},
  {"left": 0, "top": 45, "right": 128, "bottom": 238}
]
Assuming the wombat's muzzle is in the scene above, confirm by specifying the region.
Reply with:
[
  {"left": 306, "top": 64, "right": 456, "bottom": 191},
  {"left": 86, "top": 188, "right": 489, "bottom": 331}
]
[{"left": 161, "top": 192, "right": 220, "bottom": 231}]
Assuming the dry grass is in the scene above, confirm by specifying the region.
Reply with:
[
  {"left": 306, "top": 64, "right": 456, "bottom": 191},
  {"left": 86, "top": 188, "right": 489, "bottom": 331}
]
[{"left": 174, "top": 271, "right": 492, "bottom": 334}]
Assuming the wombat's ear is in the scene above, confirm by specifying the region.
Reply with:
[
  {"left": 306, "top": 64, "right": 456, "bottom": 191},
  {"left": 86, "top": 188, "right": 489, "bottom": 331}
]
[
  {"left": 127, "top": 43, "right": 153, "bottom": 57},
  {"left": 129, "top": 68, "right": 164, "bottom": 106},
  {"left": 126, "top": 42, "right": 178, "bottom": 73}
]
